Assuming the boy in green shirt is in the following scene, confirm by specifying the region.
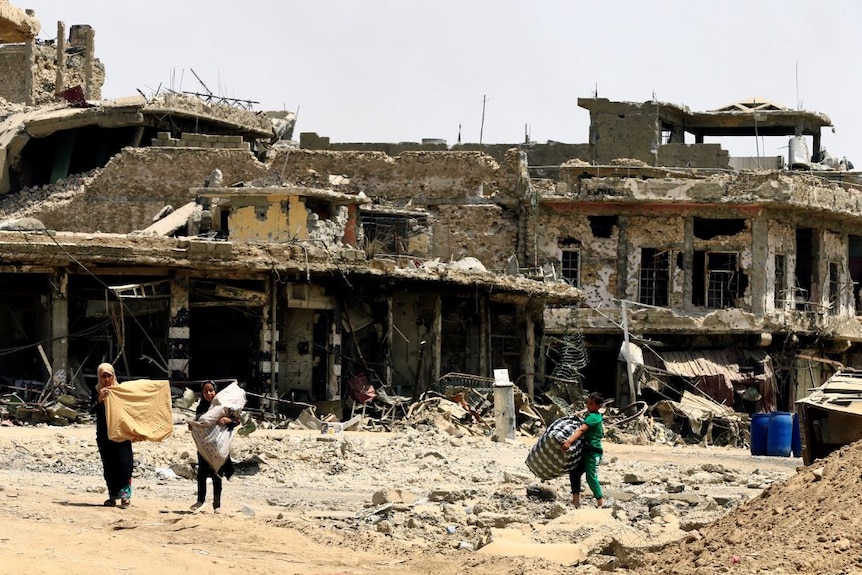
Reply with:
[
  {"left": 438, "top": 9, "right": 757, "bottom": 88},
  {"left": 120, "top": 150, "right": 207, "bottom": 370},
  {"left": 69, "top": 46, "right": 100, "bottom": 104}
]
[{"left": 561, "top": 391, "right": 605, "bottom": 508}]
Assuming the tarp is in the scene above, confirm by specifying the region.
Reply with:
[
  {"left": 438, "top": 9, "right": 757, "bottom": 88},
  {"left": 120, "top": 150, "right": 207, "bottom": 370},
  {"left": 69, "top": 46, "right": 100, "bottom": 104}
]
[
  {"left": 104, "top": 379, "right": 173, "bottom": 442},
  {"left": 189, "top": 381, "right": 246, "bottom": 472}
]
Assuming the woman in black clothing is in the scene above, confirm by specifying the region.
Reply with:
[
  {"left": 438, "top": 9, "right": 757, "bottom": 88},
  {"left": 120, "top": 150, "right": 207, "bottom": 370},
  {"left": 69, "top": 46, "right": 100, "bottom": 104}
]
[
  {"left": 189, "top": 381, "right": 237, "bottom": 513},
  {"left": 95, "top": 362, "right": 134, "bottom": 508}
]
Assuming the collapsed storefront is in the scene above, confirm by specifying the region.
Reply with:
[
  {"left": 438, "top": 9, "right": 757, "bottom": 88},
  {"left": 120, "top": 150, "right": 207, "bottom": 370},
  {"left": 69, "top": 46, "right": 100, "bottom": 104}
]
[{"left": 0, "top": 197, "right": 581, "bottom": 418}]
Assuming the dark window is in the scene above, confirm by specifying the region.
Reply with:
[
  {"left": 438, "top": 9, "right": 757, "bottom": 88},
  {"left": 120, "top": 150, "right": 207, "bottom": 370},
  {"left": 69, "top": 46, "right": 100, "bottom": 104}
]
[
  {"left": 795, "top": 228, "right": 814, "bottom": 300},
  {"left": 588, "top": 216, "right": 617, "bottom": 239},
  {"left": 639, "top": 248, "right": 670, "bottom": 307},
  {"left": 693, "top": 218, "right": 746, "bottom": 240}
]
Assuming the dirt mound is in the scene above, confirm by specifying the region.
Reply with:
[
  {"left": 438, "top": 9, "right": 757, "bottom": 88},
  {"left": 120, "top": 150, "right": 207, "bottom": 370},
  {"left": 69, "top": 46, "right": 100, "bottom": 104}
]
[{"left": 636, "top": 441, "right": 862, "bottom": 574}]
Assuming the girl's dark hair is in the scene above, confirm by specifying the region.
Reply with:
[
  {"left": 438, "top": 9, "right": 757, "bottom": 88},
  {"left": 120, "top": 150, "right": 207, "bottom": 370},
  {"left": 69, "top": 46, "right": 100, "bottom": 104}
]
[
  {"left": 588, "top": 391, "right": 605, "bottom": 405},
  {"left": 196, "top": 381, "right": 217, "bottom": 417}
]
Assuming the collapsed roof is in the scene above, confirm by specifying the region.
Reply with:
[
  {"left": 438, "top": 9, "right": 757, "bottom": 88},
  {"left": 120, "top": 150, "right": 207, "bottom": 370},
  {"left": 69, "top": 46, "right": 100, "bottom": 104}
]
[
  {"left": 0, "top": 0, "right": 39, "bottom": 43},
  {"left": 0, "top": 93, "right": 274, "bottom": 194}
]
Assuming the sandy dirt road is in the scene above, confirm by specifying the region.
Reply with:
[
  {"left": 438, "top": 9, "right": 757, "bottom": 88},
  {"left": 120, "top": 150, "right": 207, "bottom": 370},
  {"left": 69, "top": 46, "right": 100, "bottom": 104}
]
[{"left": 0, "top": 425, "right": 800, "bottom": 574}]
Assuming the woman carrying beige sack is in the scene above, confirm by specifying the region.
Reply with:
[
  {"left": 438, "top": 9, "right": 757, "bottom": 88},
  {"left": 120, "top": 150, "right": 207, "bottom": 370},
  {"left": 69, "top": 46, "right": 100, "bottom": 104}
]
[{"left": 95, "top": 362, "right": 133, "bottom": 508}]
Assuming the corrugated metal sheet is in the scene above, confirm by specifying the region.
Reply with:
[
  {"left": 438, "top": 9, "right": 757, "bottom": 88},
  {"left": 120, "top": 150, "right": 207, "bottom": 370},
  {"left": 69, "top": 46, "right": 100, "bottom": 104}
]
[{"left": 661, "top": 348, "right": 769, "bottom": 385}]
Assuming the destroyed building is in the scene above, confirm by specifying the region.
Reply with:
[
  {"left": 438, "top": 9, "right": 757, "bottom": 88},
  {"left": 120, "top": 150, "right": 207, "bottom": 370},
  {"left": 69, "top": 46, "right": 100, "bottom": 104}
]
[
  {"left": 0, "top": 3, "right": 580, "bottom": 418},
  {"left": 1, "top": 2, "right": 860, "bottom": 422},
  {"left": 301, "top": 100, "right": 862, "bottom": 415}
]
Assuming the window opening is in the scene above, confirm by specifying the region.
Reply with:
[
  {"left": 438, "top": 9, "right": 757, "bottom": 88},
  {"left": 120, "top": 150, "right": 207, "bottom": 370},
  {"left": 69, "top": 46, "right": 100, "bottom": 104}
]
[
  {"left": 693, "top": 218, "right": 746, "bottom": 240},
  {"left": 560, "top": 248, "right": 580, "bottom": 287},
  {"left": 705, "top": 252, "right": 740, "bottom": 309},
  {"left": 588, "top": 216, "right": 617, "bottom": 239},
  {"left": 639, "top": 248, "right": 670, "bottom": 307}
]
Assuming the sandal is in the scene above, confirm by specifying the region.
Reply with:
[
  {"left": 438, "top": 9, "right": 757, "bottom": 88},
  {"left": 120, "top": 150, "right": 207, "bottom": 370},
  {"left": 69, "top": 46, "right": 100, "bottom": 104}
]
[
  {"left": 190, "top": 501, "right": 203, "bottom": 511},
  {"left": 103, "top": 499, "right": 116, "bottom": 507},
  {"left": 119, "top": 498, "right": 130, "bottom": 508}
]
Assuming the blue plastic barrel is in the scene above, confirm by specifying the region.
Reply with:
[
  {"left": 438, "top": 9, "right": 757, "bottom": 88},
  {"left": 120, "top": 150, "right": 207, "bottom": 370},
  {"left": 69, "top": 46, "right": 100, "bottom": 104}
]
[
  {"left": 767, "top": 412, "right": 793, "bottom": 457},
  {"left": 791, "top": 412, "right": 802, "bottom": 458},
  {"left": 750, "top": 413, "right": 770, "bottom": 456}
]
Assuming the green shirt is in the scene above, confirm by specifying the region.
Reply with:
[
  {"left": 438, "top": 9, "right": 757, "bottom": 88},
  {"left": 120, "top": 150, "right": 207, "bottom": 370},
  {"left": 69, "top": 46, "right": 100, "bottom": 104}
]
[{"left": 583, "top": 411, "right": 604, "bottom": 452}]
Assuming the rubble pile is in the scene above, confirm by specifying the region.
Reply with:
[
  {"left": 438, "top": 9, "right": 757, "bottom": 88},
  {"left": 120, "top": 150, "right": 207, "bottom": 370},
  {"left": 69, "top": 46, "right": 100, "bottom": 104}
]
[
  {"left": 636, "top": 440, "right": 862, "bottom": 574},
  {"left": 148, "top": 92, "right": 272, "bottom": 132},
  {"left": 0, "top": 169, "right": 96, "bottom": 221},
  {"left": 32, "top": 42, "right": 105, "bottom": 103},
  {"left": 0, "top": 94, "right": 29, "bottom": 118},
  {"left": 0, "top": 417, "right": 795, "bottom": 569}
]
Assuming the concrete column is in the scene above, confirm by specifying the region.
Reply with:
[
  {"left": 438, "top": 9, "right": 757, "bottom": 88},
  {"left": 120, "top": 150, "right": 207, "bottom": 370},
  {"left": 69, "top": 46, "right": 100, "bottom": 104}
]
[
  {"left": 168, "top": 271, "right": 190, "bottom": 381},
  {"left": 616, "top": 215, "right": 629, "bottom": 300},
  {"left": 431, "top": 294, "right": 442, "bottom": 387},
  {"left": 259, "top": 277, "right": 276, "bottom": 412},
  {"left": 683, "top": 217, "right": 694, "bottom": 310},
  {"left": 750, "top": 218, "right": 769, "bottom": 315},
  {"left": 49, "top": 270, "right": 69, "bottom": 389},
  {"left": 327, "top": 311, "right": 342, "bottom": 400},
  {"left": 24, "top": 38, "right": 35, "bottom": 105},
  {"left": 84, "top": 27, "right": 94, "bottom": 100},
  {"left": 55, "top": 21, "right": 66, "bottom": 95},
  {"left": 384, "top": 295, "right": 393, "bottom": 387},
  {"left": 522, "top": 312, "right": 536, "bottom": 400},
  {"left": 493, "top": 378, "right": 516, "bottom": 440},
  {"left": 479, "top": 295, "right": 490, "bottom": 378}
]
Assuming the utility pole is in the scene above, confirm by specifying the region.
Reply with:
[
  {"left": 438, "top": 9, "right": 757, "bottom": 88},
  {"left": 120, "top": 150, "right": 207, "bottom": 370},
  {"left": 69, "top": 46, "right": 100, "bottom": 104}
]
[{"left": 479, "top": 94, "right": 487, "bottom": 144}]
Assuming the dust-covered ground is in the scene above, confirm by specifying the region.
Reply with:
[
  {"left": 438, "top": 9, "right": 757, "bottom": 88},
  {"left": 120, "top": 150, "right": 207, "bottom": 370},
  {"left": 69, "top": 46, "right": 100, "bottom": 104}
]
[{"left": 0, "top": 421, "right": 808, "bottom": 574}]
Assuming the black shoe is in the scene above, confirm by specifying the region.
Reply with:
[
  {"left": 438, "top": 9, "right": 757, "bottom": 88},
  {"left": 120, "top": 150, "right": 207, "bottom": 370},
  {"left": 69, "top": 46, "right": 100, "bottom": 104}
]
[{"left": 103, "top": 499, "right": 116, "bottom": 507}]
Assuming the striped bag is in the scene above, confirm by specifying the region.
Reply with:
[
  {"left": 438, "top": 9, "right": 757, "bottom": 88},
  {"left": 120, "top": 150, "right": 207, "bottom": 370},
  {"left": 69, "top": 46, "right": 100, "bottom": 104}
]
[{"left": 525, "top": 416, "right": 584, "bottom": 480}]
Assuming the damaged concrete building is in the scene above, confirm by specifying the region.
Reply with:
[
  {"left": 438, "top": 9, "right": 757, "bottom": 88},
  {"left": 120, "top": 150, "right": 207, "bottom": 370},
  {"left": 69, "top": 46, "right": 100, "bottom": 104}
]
[
  {"left": 2, "top": 2, "right": 860, "bottom": 421},
  {"left": 302, "top": 98, "right": 862, "bottom": 415},
  {"left": 0, "top": 3, "right": 580, "bottom": 417}
]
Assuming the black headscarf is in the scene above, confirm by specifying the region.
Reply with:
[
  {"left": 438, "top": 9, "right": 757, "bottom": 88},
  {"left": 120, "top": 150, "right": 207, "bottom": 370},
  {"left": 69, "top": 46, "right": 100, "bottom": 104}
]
[{"left": 195, "top": 381, "right": 217, "bottom": 419}]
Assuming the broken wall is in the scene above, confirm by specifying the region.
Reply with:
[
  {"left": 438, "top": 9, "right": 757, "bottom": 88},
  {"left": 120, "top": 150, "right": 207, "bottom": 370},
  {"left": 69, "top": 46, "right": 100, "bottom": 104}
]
[
  {"left": 587, "top": 100, "right": 658, "bottom": 165},
  {"left": 299, "top": 132, "right": 448, "bottom": 154},
  {"left": 429, "top": 204, "right": 519, "bottom": 271},
  {"left": 301, "top": 133, "right": 592, "bottom": 169},
  {"left": 658, "top": 143, "right": 730, "bottom": 169},
  {"left": 32, "top": 147, "right": 267, "bottom": 233},
  {"left": 535, "top": 208, "right": 619, "bottom": 308},
  {"left": 33, "top": 42, "right": 104, "bottom": 103},
  {"left": 224, "top": 194, "right": 299, "bottom": 243},
  {"left": 0, "top": 44, "right": 28, "bottom": 102},
  {"left": 279, "top": 149, "right": 516, "bottom": 202}
]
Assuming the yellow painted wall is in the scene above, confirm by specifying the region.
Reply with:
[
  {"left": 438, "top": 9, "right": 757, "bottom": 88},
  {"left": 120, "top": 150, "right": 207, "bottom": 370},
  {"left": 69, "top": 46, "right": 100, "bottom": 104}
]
[
  {"left": 287, "top": 195, "right": 308, "bottom": 240},
  {"left": 227, "top": 195, "right": 308, "bottom": 242}
]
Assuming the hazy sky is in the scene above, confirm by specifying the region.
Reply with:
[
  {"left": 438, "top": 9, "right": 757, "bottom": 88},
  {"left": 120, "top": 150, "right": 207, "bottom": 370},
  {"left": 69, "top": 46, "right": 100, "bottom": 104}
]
[{"left": 20, "top": 1, "right": 862, "bottom": 164}]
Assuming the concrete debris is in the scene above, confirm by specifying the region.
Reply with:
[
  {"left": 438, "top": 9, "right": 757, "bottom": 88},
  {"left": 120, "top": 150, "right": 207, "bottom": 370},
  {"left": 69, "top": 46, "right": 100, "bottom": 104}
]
[
  {"left": 136, "top": 201, "right": 199, "bottom": 236},
  {"left": 0, "top": 216, "right": 45, "bottom": 230}
]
